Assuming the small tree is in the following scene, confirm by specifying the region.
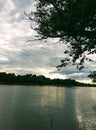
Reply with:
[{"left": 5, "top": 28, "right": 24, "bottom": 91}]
[
  {"left": 88, "top": 71, "right": 96, "bottom": 82},
  {"left": 25, "top": 0, "right": 96, "bottom": 69}
]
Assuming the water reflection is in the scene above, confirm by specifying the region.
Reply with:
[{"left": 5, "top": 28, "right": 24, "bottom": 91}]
[
  {"left": 38, "top": 87, "right": 65, "bottom": 108},
  {"left": 0, "top": 85, "right": 96, "bottom": 130},
  {"left": 74, "top": 87, "right": 96, "bottom": 130}
]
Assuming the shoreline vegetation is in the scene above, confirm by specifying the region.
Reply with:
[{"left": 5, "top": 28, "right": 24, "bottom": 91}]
[{"left": 0, "top": 72, "right": 95, "bottom": 87}]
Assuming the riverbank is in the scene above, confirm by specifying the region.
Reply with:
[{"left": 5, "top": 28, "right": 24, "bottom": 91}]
[{"left": 0, "top": 72, "right": 95, "bottom": 87}]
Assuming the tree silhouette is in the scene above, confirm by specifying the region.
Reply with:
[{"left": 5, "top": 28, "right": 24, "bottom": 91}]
[
  {"left": 88, "top": 71, "right": 96, "bottom": 82},
  {"left": 0, "top": 72, "right": 90, "bottom": 86},
  {"left": 25, "top": 0, "right": 96, "bottom": 69}
]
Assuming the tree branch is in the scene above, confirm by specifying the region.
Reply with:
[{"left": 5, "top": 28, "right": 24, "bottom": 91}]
[{"left": 24, "top": 11, "right": 38, "bottom": 22}]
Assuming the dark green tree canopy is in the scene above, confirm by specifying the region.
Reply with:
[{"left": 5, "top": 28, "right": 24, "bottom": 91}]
[
  {"left": 88, "top": 71, "right": 96, "bottom": 82},
  {"left": 25, "top": 0, "right": 96, "bottom": 69}
]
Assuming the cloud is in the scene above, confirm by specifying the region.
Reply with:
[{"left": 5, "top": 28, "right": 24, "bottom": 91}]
[{"left": 0, "top": 0, "right": 95, "bottom": 83}]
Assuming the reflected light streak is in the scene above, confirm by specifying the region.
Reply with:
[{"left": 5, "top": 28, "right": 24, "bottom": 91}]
[
  {"left": 74, "top": 89, "right": 84, "bottom": 129},
  {"left": 75, "top": 88, "right": 96, "bottom": 130},
  {"left": 38, "top": 87, "right": 65, "bottom": 108}
]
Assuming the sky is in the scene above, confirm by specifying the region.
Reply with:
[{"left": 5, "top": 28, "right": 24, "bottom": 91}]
[{"left": 0, "top": 0, "right": 96, "bottom": 83}]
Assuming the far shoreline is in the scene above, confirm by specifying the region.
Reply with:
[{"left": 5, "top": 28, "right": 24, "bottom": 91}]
[{"left": 0, "top": 72, "right": 95, "bottom": 87}]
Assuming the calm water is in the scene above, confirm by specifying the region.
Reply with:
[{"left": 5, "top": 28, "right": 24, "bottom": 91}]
[{"left": 0, "top": 85, "right": 96, "bottom": 130}]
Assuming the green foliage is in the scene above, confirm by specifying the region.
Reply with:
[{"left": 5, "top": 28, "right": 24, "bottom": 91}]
[
  {"left": 0, "top": 72, "right": 88, "bottom": 86},
  {"left": 26, "top": 0, "right": 96, "bottom": 69},
  {"left": 88, "top": 71, "right": 96, "bottom": 82}
]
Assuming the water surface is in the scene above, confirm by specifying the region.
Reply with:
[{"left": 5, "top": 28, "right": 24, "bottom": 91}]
[{"left": 0, "top": 85, "right": 96, "bottom": 130}]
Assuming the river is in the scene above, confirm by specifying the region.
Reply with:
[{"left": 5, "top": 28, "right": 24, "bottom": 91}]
[{"left": 0, "top": 85, "right": 96, "bottom": 130}]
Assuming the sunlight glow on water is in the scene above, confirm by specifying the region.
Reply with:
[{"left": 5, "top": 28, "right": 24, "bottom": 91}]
[
  {"left": 75, "top": 88, "right": 96, "bottom": 130},
  {"left": 0, "top": 85, "right": 96, "bottom": 130}
]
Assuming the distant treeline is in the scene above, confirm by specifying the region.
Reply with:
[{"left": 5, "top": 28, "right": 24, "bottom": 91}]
[{"left": 0, "top": 72, "right": 94, "bottom": 86}]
